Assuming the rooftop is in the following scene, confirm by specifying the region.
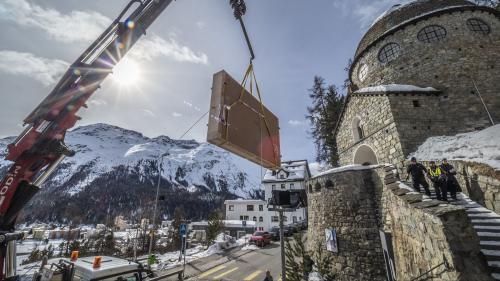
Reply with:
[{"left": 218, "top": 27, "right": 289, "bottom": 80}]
[{"left": 262, "top": 160, "right": 311, "bottom": 182}]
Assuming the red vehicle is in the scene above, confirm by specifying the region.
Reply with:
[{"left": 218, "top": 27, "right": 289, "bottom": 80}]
[{"left": 249, "top": 231, "right": 272, "bottom": 247}]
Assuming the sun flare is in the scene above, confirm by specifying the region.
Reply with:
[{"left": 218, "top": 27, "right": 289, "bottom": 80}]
[{"left": 112, "top": 58, "right": 142, "bottom": 87}]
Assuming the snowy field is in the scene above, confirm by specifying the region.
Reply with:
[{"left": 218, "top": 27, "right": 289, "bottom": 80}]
[{"left": 411, "top": 125, "right": 500, "bottom": 170}]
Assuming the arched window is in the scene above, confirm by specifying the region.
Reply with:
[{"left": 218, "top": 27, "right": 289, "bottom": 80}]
[
  {"left": 259, "top": 216, "right": 263, "bottom": 222},
  {"left": 417, "top": 25, "right": 447, "bottom": 43},
  {"left": 352, "top": 117, "right": 364, "bottom": 142},
  {"left": 466, "top": 18, "right": 490, "bottom": 35},
  {"left": 358, "top": 63, "right": 369, "bottom": 82},
  {"left": 253, "top": 216, "right": 257, "bottom": 222},
  {"left": 378, "top": 43, "right": 401, "bottom": 63}
]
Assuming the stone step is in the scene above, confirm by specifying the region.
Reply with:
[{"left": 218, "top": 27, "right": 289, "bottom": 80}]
[
  {"left": 475, "top": 226, "right": 500, "bottom": 233},
  {"left": 488, "top": 261, "right": 500, "bottom": 273},
  {"left": 481, "top": 241, "right": 500, "bottom": 250},
  {"left": 478, "top": 232, "right": 500, "bottom": 241},
  {"left": 469, "top": 215, "right": 500, "bottom": 220},
  {"left": 467, "top": 209, "right": 494, "bottom": 214},
  {"left": 471, "top": 219, "right": 500, "bottom": 226},
  {"left": 492, "top": 273, "right": 500, "bottom": 280}
]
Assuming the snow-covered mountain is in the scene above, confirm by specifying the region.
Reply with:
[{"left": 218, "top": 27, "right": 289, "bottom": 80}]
[{"left": 0, "top": 123, "right": 261, "bottom": 224}]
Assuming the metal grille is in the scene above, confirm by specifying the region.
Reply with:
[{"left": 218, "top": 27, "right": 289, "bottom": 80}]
[
  {"left": 466, "top": 18, "right": 491, "bottom": 35},
  {"left": 358, "top": 63, "right": 369, "bottom": 81},
  {"left": 378, "top": 43, "right": 401, "bottom": 63},
  {"left": 417, "top": 25, "right": 447, "bottom": 43}
]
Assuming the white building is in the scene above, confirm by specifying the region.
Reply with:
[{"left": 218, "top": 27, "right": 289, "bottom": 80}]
[
  {"left": 224, "top": 199, "right": 267, "bottom": 231},
  {"left": 262, "top": 160, "right": 310, "bottom": 229},
  {"left": 224, "top": 160, "right": 310, "bottom": 231}
]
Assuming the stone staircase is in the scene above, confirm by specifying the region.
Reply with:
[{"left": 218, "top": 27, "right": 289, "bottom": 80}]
[{"left": 416, "top": 187, "right": 500, "bottom": 280}]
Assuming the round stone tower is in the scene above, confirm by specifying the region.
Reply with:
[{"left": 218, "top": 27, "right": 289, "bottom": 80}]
[{"left": 349, "top": 0, "right": 500, "bottom": 131}]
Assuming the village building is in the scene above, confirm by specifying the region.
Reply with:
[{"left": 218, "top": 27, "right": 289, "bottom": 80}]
[{"left": 224, "top": 160, "right": 310, "bottom": 232}]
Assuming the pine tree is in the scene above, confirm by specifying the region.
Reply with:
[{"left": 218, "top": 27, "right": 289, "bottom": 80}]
[
  {"left": 306, "top": 76, "right": 345, "bottom": 165},
  {"left": 206, "top": 210, "right": 225, "bottom": 246},
  {"left": 285, "top": 234, "right": 306, "bottom": 281}
]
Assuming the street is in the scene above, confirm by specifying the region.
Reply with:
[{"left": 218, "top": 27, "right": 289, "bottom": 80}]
[{"left": 185, "top": 242, "right": 283, "bottom": 281}]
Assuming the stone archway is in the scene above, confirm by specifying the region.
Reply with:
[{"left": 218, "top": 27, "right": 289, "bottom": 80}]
[{"left": 353, "top": 145, "right": 378, "bottom": 165}]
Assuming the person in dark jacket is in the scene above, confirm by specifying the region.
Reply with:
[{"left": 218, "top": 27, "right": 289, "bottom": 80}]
[
  {"left": 406, "top": 157, "right": 431, "bottom": 196},
  {"left": 428, "top": 161, "right": 447, "bottom": 201},
  {"left": 440, "top": 158, "right": 459, "bottom": 200},
  {"left": 263, "top": 270, "right": 273, "bottom": 281}
]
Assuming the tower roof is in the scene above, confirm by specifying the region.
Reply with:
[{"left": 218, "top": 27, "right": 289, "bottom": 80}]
[{"left": 354, "top": 0, "right": 475, "bottom": 60}]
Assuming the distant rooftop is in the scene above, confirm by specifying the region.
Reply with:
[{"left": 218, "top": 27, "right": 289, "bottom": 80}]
[{"left": 262, "top": 160, "right": 311, "bottom": 183}]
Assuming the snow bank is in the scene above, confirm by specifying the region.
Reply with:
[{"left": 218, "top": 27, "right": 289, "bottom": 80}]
[
  {"left": 242, "top": 244, "right": 259, "bottom": 251},
  {"left": 314, "top": 164, "right": 380, "bottom": 178},
  {"left": 355, "top": 84, "right": 438, "bottom": 94},
  {"left": 410, "top": 125, "right": 500, "bottom": 170}
]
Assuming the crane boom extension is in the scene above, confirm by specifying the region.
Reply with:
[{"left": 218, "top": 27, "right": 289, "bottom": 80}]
[{"left": 0, "top": 0, "right": 173, "bottom": 279}]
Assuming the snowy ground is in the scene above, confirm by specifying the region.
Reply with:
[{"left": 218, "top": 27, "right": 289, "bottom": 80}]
[{"left": 410, "top": 125, "right": 500, "bottom": 170}]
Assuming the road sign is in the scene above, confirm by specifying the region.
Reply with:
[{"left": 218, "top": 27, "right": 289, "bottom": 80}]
[
  {"left": 242, "top": 220, "right": 246, "bottom": 227},
  {"left": 179, "top": 224, "right": 187, "bottom": 236}
]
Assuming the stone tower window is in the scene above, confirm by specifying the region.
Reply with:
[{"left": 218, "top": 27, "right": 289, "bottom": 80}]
[
  {"left": 358, "top": 63, "right": 369, "bottom": 82},
  {"left": 352, "top": 117, "right": 364, "bottom": 142},
  {"left": 378, "top": 43, "right": 401, "bottom": 63},
  {"left": 417, "top": 25, "right": 447, "bottom": 43},
  {"left": 466, "top": 18, "right": 490, "bottom": 35}
]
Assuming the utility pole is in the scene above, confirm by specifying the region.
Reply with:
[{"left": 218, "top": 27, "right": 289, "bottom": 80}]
[
  {"left": 149, "top": 155, "right": 164, "bottom": 257},
  {"left": 279, "top": 210, "right": 286, "bottom": 281}
]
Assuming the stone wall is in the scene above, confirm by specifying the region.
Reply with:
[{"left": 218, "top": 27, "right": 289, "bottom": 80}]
[
  {"left": 307, "top": 165, "right": 492, "bottom": 281},
  {"left": 351, "top": 9, "right": 500, "bottom": 131},
  {"left": 336, "top": 95, "right": 405, "bottom": 170}
]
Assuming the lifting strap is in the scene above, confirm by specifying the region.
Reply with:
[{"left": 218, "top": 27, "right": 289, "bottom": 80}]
[{"left": 224, "top": 62, "right": 280, "bottom": 170}]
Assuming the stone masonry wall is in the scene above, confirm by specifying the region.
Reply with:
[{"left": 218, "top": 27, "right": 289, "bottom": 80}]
[
  {"left": 307, "top": 166, "right": 492, "bottom": 280},
  {"left": 336, "top": 95, "right": 405, "bottom": 170},
  {"left": 351, "top": 10, "right": 500, "bottom": 131}
]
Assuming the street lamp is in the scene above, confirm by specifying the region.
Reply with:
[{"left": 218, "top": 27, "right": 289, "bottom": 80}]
[{"left": 148, "top": 154, "right": 164, "bottom": 257}]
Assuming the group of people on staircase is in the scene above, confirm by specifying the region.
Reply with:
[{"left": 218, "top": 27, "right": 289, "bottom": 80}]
[{"left": 406, "top": 157, "right": 461, "bottom": 201}]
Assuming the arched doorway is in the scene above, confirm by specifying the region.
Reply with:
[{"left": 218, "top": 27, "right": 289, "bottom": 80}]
[{"left": 353, "top": 145, "right": 378, "bottom": 165}]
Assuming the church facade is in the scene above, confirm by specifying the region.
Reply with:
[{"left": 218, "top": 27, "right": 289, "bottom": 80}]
[{"left": 334, "top": 0, "right": 500, "bottom": 173}]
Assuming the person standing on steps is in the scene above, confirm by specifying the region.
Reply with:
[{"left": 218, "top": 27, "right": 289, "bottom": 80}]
[
  {"left": 406, "top": 157, "right": 431, "bottom": 196},
  {"left": 428, "top": 161, "right": 447, "bottom": 201},
  {"left": 440, "top": 158, "right": 459, "bottom": 200}
]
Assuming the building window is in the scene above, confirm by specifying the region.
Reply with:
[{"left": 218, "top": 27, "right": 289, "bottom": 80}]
[
  {"left": 358, "top": 63, "right": 369, "bottom": 81},
  {"left": 290, "top": 183, "right": 295, "bottom": 189},
  {"left": 281, "top": 184, "right": 286, "bottom": 189},
  {"left": 352, "top": 117, "right": 364, "bottom": 142},
  {"left": 466, "top": 18, "right": 490, "bottom": 35},
  {"left": 280, "top": 174, "right": 285, "bottom": 179},
  {"left": 259, "top": 216, "right": 263, "bottom": 222},
  {"left": 412, "top": 100, "right": 420, "bottom": 107},
  {"left": 229, "top": 205, "right": 234, "bottom": 211},
  {"left": 240, "top": 215, "right": 249, "bottom": 220},
  {"left": 378, "top": 43, "right": 401, "bottom": 63},
  {"left": 271, "top": 216, "right": 279, "bottom": 222},
  {"left": 259, "top": 205, "right": 263, "bottom": 211},
  {"left": 271, "top": 184, "right": 276, "bottom": 189},
  {"left": 417, "top": 25, "right": 447, "bottom": 43},
  {"left": 247, "top": 205, "right": 254, "bottom": 211},
  {"left": 253, "top": 216, "right": 257, "bottom": 221},
  {"left": 293, "top": 216, "right": 297, "bottom": 223},
  {"left": 284, "top": 216, "right": 288, "bottom": 222}
]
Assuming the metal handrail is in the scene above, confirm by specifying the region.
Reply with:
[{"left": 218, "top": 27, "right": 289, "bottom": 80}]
[{"left": 409, "top": 255, "right": 450, "bottom": 281}]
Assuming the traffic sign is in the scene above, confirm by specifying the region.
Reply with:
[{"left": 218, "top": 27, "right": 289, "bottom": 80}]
[
  {"left": 179, "top": 224, "right": 187, "bottom": 236},
  {"left": 242, "top": 220, "right": 246, "bottom": 227}
]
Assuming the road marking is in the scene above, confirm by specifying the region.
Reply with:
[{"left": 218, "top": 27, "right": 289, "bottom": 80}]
[
  {"left": 243, "top": 270, "right": 262, "bottom": 280},
  {"left": 197, "top": 265, "right": 226, "bottom": 278},
  {"left": 212, "top": 267, "right": 239, "bottom": 280}
]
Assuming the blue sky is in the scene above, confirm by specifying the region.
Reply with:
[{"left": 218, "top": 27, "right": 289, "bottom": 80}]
[{"left": 0, "top": 0, "right": 412, "bottom": 179}]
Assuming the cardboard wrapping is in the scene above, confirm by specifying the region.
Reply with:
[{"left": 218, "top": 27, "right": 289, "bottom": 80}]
[{"left": 207, "top": 70, "right": 281, "bottom": 169}]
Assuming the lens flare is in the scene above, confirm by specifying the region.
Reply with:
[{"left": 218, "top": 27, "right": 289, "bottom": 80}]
[{"left": 112, "top": 58, "right": 142, "bottom": 87}]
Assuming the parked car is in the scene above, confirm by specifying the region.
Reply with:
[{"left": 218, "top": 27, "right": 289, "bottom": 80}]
[
  {"left": 283, "top": 225, "right": 295, "bottom": 236},
  {"left": 249, "top": 231, "right": 272, "bottom": 247},
  {"left": 270, "top": 227, "right": 280, "bottom": 240}
]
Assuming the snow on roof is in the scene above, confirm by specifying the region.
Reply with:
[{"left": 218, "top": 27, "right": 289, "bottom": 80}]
[
  {"left": 263, "top": 160, "right": 309, "bottom": 182},
  {"left": 354, "top": 84, "right": 439, "bottom": 94},
  {"left": 313, "top": 164, "right": 381, "bottom": 178},
  {"left": 224, "top": 220, "right": 256, "bottom": 227},
  {"left": 410, "top": 125, "right": 500, "bottom": 170},
  {"left": 224, "top": 199, "right": 266, "bottom": 204}
]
